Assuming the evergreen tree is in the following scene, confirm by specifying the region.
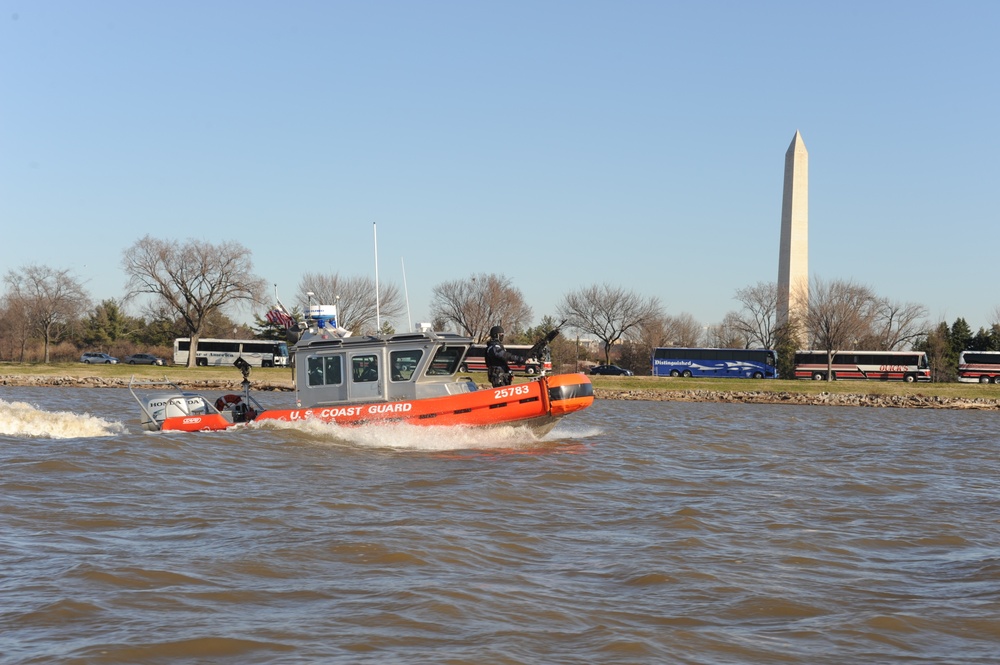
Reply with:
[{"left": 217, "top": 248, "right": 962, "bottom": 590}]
[
  {"left": 971, "top": 327, "right": 996, "bottom": 351},
  {"left": 517, "top": 316, "right": 561, "bottom": 345},
  {"left": 950, "top": 318, "right": 973, "bottom": 355},
  {"left": 773, "top": 320, "right": 800, "bottom": 380},
  {"left": 80, "top": 300, "right": 137, "bottom": 347},
  {"left": 137, "top": 312, "right": 183, "bottom": 347}
]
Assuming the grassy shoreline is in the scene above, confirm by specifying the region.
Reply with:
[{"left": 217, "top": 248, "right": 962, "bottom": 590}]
[{"left": 2, "top": 362, "right": 999, "bottom": 400}]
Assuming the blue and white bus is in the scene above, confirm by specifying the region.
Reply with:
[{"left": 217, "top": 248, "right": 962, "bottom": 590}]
[{"left": 652, "top": 347, "right": 778, "bottom": 379}]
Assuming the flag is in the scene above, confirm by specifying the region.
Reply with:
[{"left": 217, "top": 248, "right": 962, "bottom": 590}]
[{"left": 266, "top": 308, "right": 295, "bottom": 329}]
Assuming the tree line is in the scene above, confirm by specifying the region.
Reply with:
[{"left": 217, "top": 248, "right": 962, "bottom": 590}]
[{"left": 3, "top": 236, "right": 997, "bottom": 381}]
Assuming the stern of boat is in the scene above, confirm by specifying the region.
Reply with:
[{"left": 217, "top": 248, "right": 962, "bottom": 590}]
[{"left": 129, "top": 376, "right": 235, "bottom": 432}]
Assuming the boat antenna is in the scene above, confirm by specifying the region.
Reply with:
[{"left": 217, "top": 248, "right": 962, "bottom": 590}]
[
  {"left": 273, "top": 283, "right": 292, "bottom": 317},
  {"left": 401, "top": 256, "right": 412, "bottom": 332},
  {"left": 373, "top": 222, "right": 381, "bottom": 332}
]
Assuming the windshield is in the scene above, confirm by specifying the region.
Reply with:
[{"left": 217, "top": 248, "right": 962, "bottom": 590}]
[{"left": 426, "top": 346, "right": 465, "bottom": 375}]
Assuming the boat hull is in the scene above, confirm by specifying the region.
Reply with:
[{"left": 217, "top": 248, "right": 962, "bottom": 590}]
[{"left": 157, "top": 373, "right": 594, "bottom": 434}]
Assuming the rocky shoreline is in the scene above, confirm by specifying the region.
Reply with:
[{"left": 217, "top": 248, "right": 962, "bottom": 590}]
[
  {"left": 596, "top": 388, "right": 1000, "bottom": 410},
  {"left": 0, "top": 375, "right": 292, "bottom": 392},
  {"left": 4, "top": 374, "right": 1000, "bottom": 410}
]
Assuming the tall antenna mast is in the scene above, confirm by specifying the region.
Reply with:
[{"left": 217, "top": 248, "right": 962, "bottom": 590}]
[
  {"left": 401, "top": 256, "right": 412, "bottom": 332},
  {"left": 373, "top": 222, "right": 380, "bottom": 332}
]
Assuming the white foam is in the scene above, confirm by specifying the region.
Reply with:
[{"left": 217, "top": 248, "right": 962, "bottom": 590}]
[
  {"left": 0, "top": 399, "right": 126, "bottom": 439},
  {"left": 251, "top": 417, "right": 599, "bottom": 452}
]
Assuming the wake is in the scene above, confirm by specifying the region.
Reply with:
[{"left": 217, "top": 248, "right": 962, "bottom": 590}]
[
  {"left": 0, "top": 398, "right": 126, "bottom": 439},
  {"left": 251, "top": 417, "right": 602, "bottom": 452}
]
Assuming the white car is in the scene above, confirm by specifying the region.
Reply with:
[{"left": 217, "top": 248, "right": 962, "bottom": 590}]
[{"left": 80, "top": 352, "right": 118, "bottom": 364}]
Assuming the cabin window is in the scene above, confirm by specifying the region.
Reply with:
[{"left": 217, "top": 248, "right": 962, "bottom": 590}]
[
  {"left": 324, "top": 357, "right": 343, "bottom": 384},
  {"left": 307, "top": 355, "right": 343, "bottom": 386},
  {"left": 390, "top": 349, "right": 423, "bottom": 382},
  {"left": 427, "top": 346, "right": 464, "bottom": 375},
  {"left": 352, "top": 354, "right": 379, "bottom": 382}
]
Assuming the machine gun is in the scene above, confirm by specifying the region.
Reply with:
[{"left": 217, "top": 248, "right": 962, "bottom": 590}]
[{"left": 524, "top": 320, "right": 567, "bottom": 363}]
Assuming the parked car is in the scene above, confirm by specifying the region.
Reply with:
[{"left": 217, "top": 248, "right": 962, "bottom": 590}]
[
  {"left": 590, "top": 364, "right": 633, "bottom": 376},
  {"left": 124, "top": 353, "right": 164, "bottom": 366},
  {"left": 80, "top": 352, "right": 119, "bottom": 364}
]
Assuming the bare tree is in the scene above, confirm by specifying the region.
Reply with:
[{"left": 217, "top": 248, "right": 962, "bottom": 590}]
[
  {"left": 858, "top": 298, "right": 928, "bottom": 350},
  {"left": 430, "top": 273, "right": 532, "bottom": 341},
  {"left": 732, "top": 281, "right": 779, "bottom": 348},
  {"left": 0, "top": 291, "right": 35, "bottom": 362},
  {"left": 663, "top": 313, "right": 703, "bottom": 347},
  {"left": 3, "top": 265, "right": 90, "bottom": 363},
  {"left": 803, "top": 277, "right": 878, "bottom": 380},
  {"left": 617, "top": 314, "right": 667, "bottom": 375},
  {"left": 634, "top": 314, "right": 672, "bottom": 350},
  {"left": 990, "top": 306, "right": 1000, "bottom": 329},
  {"left": 137, "top": 303, "right": 185, "bottom": 347},
  {"left": 558, "top": 283, "right": 663, "bottom": 365},
  {"left": 122, "top": 236, "right": 266, "bottom": 367},
  {"left": 706, "top": 312, "right": 750, "bottom": 348},
  {"left": 297, "top": 273, "right": 404, "bottom": 335},
  {"left": 616, "top": 314, "right": 670, "bottom": 374}
]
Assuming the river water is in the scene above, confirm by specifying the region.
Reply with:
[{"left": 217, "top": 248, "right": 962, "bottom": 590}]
[{"left": 2, "top": 387, "right": 999, "bottom": 664}]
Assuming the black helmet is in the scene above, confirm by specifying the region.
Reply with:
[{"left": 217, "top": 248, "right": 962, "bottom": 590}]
[{"left": 489, "top": 325, "right": 504, "bottom": 341}]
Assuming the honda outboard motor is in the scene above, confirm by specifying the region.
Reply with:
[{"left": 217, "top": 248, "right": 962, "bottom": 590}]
[{"left": 140, "top": 392, "right": 208, "bottom": 431}]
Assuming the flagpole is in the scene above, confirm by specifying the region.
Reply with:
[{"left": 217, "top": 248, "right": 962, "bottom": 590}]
[
  {"left": 373, "top": 222, "right": 380, "bottom": 332},
  {"left": 401, "top": 256, "right": 412, "bottom": 332}
]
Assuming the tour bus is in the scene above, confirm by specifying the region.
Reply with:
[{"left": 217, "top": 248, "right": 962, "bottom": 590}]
[
  {"left": 793, "top": 350, "right": 931, "bottom": 382},
  {"left": 957, "top": 351, "right": 1000, "bottom": 383},
  {"left": 459, "top": 344, "right": 552, "bottom": 375},
  {"left": 173, "top": 338, "right": 290, "bottom": 367},
  {"left": 651, "top": 347, "right": 778, "bottom": 379}
]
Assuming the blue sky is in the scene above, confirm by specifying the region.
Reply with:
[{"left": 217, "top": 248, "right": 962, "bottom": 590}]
[{"left": 2, "top": 1, "right": 998, "bottom": 332}]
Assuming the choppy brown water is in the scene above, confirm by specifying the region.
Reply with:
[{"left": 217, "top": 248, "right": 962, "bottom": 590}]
[{"left": 2, "top": 387, "right": 999, "bottom": 664}]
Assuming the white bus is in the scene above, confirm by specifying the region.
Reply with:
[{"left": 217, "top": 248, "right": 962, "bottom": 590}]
[
  {"left": 173, "top": 338, "right": 290, "bottom": 368},
  {"left": 957, "top": 351, "right": 1000, "bottom": 383},
  {"left": 793, "top": 350, "right": 931, "bottom": 382}
]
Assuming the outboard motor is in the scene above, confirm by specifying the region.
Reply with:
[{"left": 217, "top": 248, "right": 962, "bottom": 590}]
[{"left": 140, "top": 392, "right": 208, "bottom": 431}]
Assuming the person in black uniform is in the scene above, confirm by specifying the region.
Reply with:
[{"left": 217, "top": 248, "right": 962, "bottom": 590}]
[{"left": 485, "top": 325, "right": 524, "bottom": 388}]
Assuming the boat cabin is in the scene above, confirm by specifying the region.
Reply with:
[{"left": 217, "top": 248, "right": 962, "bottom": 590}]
[{"left": 292, "top": 328, "right": 478, "bottom": 408}]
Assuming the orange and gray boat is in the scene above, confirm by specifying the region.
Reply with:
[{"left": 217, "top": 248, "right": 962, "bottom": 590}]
[{"left": 130, "top": 312, "right": 593, "bottom": 436}]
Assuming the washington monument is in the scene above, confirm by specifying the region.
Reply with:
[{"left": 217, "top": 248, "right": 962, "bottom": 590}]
[{"left": 777, "top": 130, "right": 808, "bottom": 335}]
